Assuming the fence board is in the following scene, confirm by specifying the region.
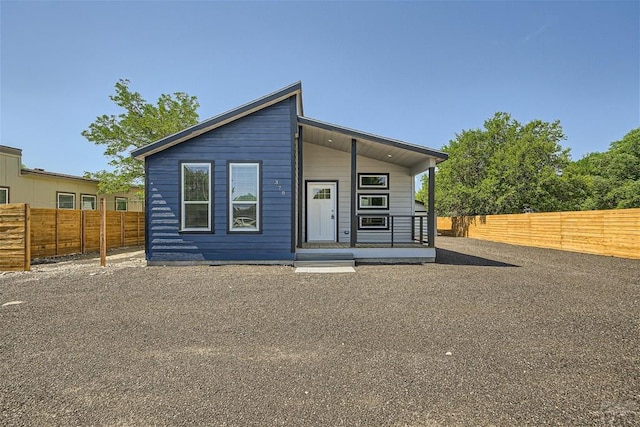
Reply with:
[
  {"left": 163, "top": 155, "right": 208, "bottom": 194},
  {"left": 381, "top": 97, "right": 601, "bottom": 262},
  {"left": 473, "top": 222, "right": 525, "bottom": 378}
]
[
  {"left": 30, "top": 208, "right": 57, "bottom": 258},
  {"left": 0, "top": 204, "right": 29, "bottom": 271},
  {"left": 438, "top": 208, "right": 640, "bottom": 259},
  {"left": 56, "top": 210, "right": 82, "bottom": 255},
  {"left": 83, "top": 211, "right": 102, "bottom": 252}
]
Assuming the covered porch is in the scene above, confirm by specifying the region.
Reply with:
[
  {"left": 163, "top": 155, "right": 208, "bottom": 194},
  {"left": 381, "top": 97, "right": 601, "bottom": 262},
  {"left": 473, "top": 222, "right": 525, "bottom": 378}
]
[{"left": 294, "top": 116, "right": 447, "bottom": 263}]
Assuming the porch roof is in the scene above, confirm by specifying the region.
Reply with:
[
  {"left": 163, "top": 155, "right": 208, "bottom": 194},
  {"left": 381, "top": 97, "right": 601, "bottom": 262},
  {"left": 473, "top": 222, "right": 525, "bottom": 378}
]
[{"left": 298, "top": 116, "right": 447, "bottom": 175}]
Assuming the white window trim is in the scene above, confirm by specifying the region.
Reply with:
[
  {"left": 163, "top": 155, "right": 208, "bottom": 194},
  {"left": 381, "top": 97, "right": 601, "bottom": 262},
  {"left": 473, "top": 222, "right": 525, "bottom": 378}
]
[
  {"left": 181, "top": 163, "right": 212, "bottom": 231},
  {"left": 358, "top": 215, "right": 389, "bottom": 230},
  {"left": 57, "top": 192, "right": 75, "bottom": 210},
  {"left": 115, "top": 197, "right": 128, "bottom": 212},
  {"left": 0, "top": 187, "right": 8, "bottom": 204},
  {"left": 358, "top": 173, "right": 389, "bottom": 189},
  {"left": 81, "top": 194, "right": 97, "bottom": 210},
  {"left": 229, "top": 163, "right": 260, "bottom": 232},
  {"left": 358, "top": 194, "right": 389, "bottom": 210}
]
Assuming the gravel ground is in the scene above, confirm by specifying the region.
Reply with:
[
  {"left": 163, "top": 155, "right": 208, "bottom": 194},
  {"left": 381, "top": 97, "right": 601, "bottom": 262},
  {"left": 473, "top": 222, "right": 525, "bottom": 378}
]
[{"left": 1, "top": 238, "right": 638, "bottom": 426}]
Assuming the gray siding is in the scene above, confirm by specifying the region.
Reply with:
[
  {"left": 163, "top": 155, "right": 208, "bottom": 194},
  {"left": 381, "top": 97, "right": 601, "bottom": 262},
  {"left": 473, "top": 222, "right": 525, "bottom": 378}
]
[
  {"left": 302, "top": 142, "right": 414, "bottom": 243},
  {"left": 145, "top": 99, "right": 295, "bottom": 262}
]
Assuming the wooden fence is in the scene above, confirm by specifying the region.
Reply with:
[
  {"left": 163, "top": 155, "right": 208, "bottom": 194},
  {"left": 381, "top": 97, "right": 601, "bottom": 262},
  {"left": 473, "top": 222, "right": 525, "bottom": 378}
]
[
  {"left": 437, "top": 208, "right": 640, "bottom": 259},
  {"left": 0, "top": 204, "right": 145, "bottom": 271},
  {"left": 0, "top": 204, "right": 30, "bottom": 271}
]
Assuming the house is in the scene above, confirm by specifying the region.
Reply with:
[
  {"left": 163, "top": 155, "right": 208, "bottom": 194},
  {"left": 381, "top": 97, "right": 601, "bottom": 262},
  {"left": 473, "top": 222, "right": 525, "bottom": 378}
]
[
  {"left": 131, "top": 82, "right": 447, "bottom": 265},
  {"left": 0, "top": 145, "right": 143, "bottom": 211}
]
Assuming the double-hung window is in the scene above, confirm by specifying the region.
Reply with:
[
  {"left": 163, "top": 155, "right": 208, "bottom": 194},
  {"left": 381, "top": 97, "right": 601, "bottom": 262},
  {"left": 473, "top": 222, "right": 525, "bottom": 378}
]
[
  {"left": 0, "top": 187, "right": 8, "bottom": 204},
  {"left": 181, "top": 162, "right": 212, "bottom": 231},
  {"left": 229, "top": 162, "right": 260, "bottom": 232}
]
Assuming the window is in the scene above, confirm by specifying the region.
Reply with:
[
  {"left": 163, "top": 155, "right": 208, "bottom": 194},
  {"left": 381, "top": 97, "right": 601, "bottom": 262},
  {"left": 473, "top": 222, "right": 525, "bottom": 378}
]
[
  {"left": 0, "top": 187, "right": 8, "bottom": 204},
  {"left": 57, "top": 192, "right": 75, "bottom": 209},
  {"left": 229, "top": 162, "right": 260, "bottom": 232},
  {"left": 358, "top": 173, "right": 389, "bottom": 189},
  {"left": 115, "top": 197, "right": 128, "bottom": 212},
  {"left": 359, "top": 215, "right": 389, "bottom": 230},
  {"left": 358, "top": 194, "right": 389, "bottom": 210},
  {"left": 313, "top": 188, "right": 331, "bottom": 199},
  {"left": 81, "top": 194, "right": 97, "bottom": 210},
  {"left": 181, "top": 162, "right": 212, "bottom": 231}
]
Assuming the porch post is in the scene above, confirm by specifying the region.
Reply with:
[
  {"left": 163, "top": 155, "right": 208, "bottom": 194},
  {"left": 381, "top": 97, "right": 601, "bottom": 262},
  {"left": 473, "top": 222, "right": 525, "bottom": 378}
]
[
  {"left": 427, "top": 166, "right": 436, "bottom": 248},
  {"left": 350, "top": 138, "right": 357, "bottom": 247},
  {"left": 297, "top": 125, "right": 304, "bottom": 247}
]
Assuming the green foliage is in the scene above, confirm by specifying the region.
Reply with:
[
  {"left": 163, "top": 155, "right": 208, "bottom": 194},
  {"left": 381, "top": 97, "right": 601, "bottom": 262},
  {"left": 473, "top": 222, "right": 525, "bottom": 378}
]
[
  {"left": 420, "top": 112, "right": 580, "bottom": 215},
  {"left": 418, "top": 114, "right": 639, "bottom": 215},
  {"left": 568, "top": 128, "right": 640, "bottom": 210},
  {"left": 82, "top": 79, "right": 200, "bottom": 194}
]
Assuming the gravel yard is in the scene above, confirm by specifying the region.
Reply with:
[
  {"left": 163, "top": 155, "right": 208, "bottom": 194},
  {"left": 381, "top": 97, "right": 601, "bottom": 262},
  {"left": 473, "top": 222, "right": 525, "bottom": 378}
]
[{"left": 1, "top": 238, "right": 639, "bottom": 426}]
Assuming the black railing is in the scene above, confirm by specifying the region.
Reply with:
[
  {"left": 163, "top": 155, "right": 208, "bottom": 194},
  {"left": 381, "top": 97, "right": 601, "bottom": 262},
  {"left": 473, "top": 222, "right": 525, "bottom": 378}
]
[{"left": 355, "top": 214, "right": 429, "bottom": 247}]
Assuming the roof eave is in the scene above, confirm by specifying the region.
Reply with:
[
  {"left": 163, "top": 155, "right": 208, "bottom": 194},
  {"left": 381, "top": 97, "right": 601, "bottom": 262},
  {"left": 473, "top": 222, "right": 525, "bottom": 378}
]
[
  {"left": 132, "top": 81, "right": 303, "bottom": 160},
  {"left": 297, "top": 116, "right": 448, "bottom": 161}
]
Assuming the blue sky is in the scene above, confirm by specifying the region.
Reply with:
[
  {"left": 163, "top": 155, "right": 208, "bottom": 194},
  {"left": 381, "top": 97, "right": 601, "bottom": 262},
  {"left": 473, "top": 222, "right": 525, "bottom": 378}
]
[{"left": 1, "top": 0, "right": 638, "bottom": 177}]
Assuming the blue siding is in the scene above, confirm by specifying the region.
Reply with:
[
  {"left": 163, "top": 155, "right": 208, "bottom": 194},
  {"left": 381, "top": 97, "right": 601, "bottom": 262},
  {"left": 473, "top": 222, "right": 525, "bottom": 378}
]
[{"left": 145, "top": 99, "right": 295, "bottom": 262}]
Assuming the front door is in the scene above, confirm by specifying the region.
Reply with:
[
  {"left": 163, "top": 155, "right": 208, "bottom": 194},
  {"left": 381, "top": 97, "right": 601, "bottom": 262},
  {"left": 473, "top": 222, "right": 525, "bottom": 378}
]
[{"left": 307, "top": 182, "right": 337, "bottom": 242}]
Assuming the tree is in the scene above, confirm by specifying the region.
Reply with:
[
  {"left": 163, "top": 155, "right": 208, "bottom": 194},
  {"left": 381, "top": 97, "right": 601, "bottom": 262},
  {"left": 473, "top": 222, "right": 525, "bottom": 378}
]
[
  {"left": 419, "top": 112, "right": 584, "bottom": 215},
  {"left": 82, "top": 79, "right": 200, "bottom": 194},
  {"left": 568, "top": 128, "right": 640, "bottom": 209}
]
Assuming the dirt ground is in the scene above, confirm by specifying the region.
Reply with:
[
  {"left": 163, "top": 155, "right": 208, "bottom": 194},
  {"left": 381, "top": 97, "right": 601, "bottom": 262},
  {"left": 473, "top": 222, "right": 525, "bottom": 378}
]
[{"left": 1, "top": 238, "right": 639, "bottom": 426}]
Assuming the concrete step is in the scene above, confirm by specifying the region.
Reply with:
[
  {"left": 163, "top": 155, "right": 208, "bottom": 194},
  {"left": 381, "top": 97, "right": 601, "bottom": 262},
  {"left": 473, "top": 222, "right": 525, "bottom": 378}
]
[
  {"left": 294, "top": 252, "right": 355, "bottom": 268},
  {"left": 293, "top": 259, "right": 355, "bottom": 268}
]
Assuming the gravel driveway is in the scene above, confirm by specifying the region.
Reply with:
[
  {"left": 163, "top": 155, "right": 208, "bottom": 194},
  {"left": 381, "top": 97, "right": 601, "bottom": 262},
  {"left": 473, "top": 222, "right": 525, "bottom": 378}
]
[{"left": 1, "top": 238, "right": 638, "bottom": 426}]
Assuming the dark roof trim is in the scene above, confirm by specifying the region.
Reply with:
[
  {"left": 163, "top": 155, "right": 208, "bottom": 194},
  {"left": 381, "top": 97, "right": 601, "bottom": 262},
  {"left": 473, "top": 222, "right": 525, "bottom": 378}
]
[
  {"left": 132, "top": 81, "right": 303, "bottom": 160},
  {"left": 21, "top": 168, "right": 100, "bottom": 183},
  {"left": 297, "top": 116, "right": 448, "bottom": 160},
  {"left": 0, "top": 145, "right": 22, "bottom": 156}
]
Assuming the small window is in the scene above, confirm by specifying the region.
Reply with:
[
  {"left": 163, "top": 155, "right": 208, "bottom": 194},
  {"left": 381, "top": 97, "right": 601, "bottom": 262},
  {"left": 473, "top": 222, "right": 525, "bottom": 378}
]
[
  {"left": 358, "top": 194, "right": 389, "bottom": 210},
  {"left": 57, "top": 192, "right": 75, "bottom": 209},
  {"left": 313, "top": 188, "right": 331, "bottom": 199},
  {"left": 115, "top": 197, "right": 128, "bottom": 211},
  {"left": 181, "top": 162, "right": 212, "bottom": 231},
  {"left": 358, "top": 173, "right": 389, "bottom": 189},
  {"left": 0, "top": 187, "right": 8, "bottom": 204},
  {"left": 359, "top": 215, "right": 389, "bottom": 230},
  {"left": 81, "top": 194, "right": 97, "bottom": 210},
  {"left": 229, "top": 162, "right": 260, "bottom": 232}
]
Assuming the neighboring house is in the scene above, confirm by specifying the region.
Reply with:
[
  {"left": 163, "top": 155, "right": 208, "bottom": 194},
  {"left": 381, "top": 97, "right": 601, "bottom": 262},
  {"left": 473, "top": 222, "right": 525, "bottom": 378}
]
[
  {"left": 414, "top": 199, "right": 427, "bottom": 215},
  {"left": 0, "top": 145, "right": 143, "bottom": 211},
  {"left": 132, "top": 82, "right": 447, "bottom": 265}
]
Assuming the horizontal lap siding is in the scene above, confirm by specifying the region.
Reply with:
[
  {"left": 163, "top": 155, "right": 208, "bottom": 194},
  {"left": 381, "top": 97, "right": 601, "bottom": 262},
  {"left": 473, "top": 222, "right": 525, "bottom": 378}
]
[
  {"left": 302, "top": 143, "right": 413, "bottom": 243},
  {"left": 146, "top": 99, "right": 294, "bottom": 262}
]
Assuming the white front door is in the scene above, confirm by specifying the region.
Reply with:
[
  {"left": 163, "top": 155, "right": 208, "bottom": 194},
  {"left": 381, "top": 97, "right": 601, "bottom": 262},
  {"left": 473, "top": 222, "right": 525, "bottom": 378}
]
[{"left": 307, "top": 182, "right": 337, "bottom": 242}]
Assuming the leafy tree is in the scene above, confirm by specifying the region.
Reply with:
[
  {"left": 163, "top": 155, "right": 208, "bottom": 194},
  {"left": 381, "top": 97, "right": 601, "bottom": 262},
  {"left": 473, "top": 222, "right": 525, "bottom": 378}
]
[
  {"left": 419, "top": 112, "right": 584, "bottom": 215},
  {"left": 82, "top": 79, "right": 200, "bottom": 194},
  {"left": 569, "top": 128, "right": 640, "bottom": 209}
]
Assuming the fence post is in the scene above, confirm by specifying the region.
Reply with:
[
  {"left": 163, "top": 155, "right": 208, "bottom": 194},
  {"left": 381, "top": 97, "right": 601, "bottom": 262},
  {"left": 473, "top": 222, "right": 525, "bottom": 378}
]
[
  {"left": 24, "top": 204, "right": 31, "bottom": 271},
  {"left": 100, "top": 198, "right": 106, "bottom": 267}
]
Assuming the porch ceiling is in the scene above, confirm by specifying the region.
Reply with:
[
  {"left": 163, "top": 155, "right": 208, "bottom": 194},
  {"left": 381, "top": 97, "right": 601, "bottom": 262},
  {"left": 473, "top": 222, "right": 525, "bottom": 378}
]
[{"left": 298, "top": 116, "right": 447, "bottom": 175}]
